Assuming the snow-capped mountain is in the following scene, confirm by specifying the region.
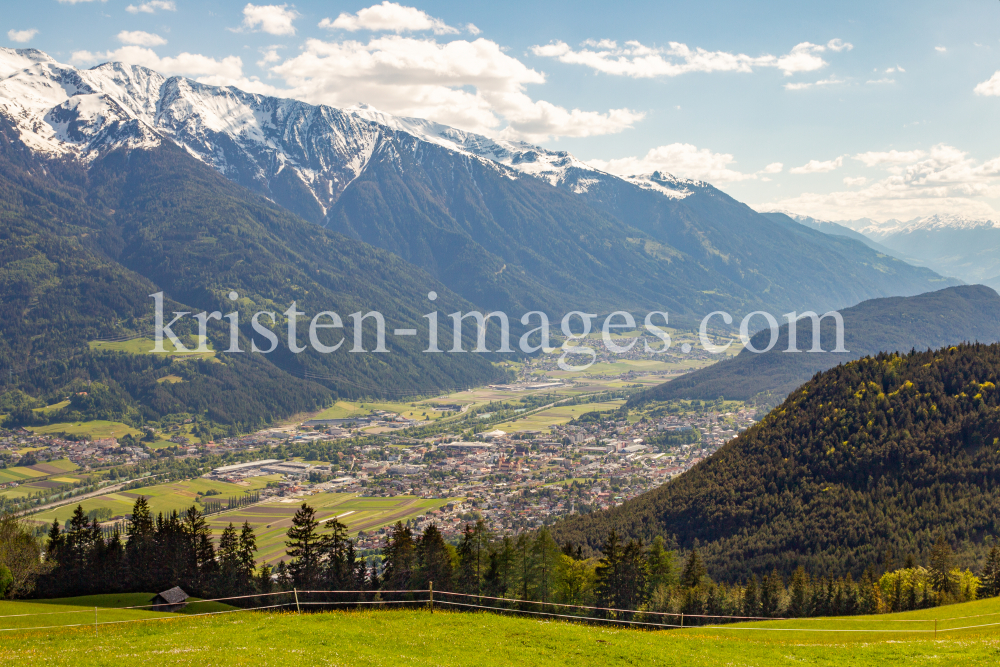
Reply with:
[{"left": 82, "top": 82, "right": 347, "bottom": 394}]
[
  {"left": 855, "top": 214, "right": 1000, "bottom": 237},
  {"left": 0, "top": 46, "right": 960, "bottom": 317},
  {"left": 0, "top": 47, "right": 698, "bottom": 223},
  {"left": 776, "top": 210, "right": 1000, "bottom": 287}
]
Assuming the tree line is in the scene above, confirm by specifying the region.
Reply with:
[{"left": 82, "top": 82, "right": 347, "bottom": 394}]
[{"left": 8, "top": 495, "right": 1000, "bottom": 623}]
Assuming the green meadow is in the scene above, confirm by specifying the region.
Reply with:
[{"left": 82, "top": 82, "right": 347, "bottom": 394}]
[
  {"left": 27, "top": 420, "right": 143, "bottom": 440},
  {"left": 3, "top": 598, "right": 1000, "bottom": 665},
  {"left": 88, "top": 336, "right": 216, "bottom": 359}
]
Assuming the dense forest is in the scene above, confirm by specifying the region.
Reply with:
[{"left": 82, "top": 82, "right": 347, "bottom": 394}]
[
  {"left": 557, "top": 342, "right": 1000, "bottom": 580},
  {"left": 632, "top": 285, "right": 1000, "bottom": 404}
]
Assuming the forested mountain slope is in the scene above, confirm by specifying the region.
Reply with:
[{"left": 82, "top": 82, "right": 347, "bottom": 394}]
[
  {"left": 631, "top": 285, "right": 1000, "bottom": 404},
  {"left": 553, "top": 342, "right": 1000, "bottom": 580},
  {"left": 0, "top": 114, "right": 504, "bottom": 430}
]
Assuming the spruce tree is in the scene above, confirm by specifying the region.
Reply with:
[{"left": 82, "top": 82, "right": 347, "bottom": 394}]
[
  {"left": 646, "top": 536, "right": 677, "bottom": 595},
  {"left": 681, "top": 548, "right": 707, "bottom": 589},
  {"left": 218, "top": 523, "right": 240, "bottom": 594},
  {"left": 381, "top": 522, "right": 415, "bottom": 592},
  {"left": 594, "top": 530, "right": 622, "bottom": 611},
  {"left": 285, "top": 503, "right": 325, "bottom": 589},
  {"left": 415, "top": 524, "right": 453, "bottom": 591},
  {"left": 238, "top": 522, "right": 258, "bottom": 594},
  {"left": 928, "top": 534, "right": 955, "bottom": 595},
  {"left": 980, "top": 545, "right": 1000, "bottom": 598},
  {"left": 788, "top": 566, "right": 809, "bottom": 617}
]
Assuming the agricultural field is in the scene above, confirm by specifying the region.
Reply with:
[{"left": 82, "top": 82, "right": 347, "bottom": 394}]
[
  {"left": 493, "top": 400, "right": 626, "bottom": 433},
  {"left": 27, "top": 420, "right": 143, "bottom": 441},
  {"left": 207, "top": 493, "right": 454, "bottom": 564},
  {"left": 0, "top": 459, "right": 86, "bottom": 500},
  {"left": 3, "top": 598, "right": 1000, "bottom": 665},
  {"left": 0, "top": 458, "right": 78, "bottom": 485},
  {"left": 24, "top": 476, "right": 282, "bottom": 529}
]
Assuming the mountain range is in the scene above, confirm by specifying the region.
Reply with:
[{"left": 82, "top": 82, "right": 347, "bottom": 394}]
[
  {"left": 0, "top": 47, "right": 956, "bottom": 317},
  {"left": 631, "top": 284, "right": 1000, "bottom": 405},
  {"left": 0, "top": 45, "right": 971, "bottom": 430},
  {"left": 773, "top": 211, "right": 1000, "bottom": 290}
]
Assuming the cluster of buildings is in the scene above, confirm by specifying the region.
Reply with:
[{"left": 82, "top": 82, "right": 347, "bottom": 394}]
[{"left": 193, "top": 406, "right": 759, "bottom": 541}]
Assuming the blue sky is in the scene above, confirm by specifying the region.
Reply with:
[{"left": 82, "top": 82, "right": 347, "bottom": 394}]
[{"left": 4, "top": 0, "right": 1000, "bottom": 221}]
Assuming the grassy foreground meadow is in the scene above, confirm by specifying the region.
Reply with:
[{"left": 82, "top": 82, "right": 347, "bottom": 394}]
[{"left": 4, "top": 596, "right": 1000, "bottom": 665}]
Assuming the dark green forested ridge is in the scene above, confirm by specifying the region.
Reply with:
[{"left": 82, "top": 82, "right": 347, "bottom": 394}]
[
  {"left": 553, "top": 342, "right": 1000, "bottom": 580},
  {"left": 631, "top": 285, "right": 1000, "bottom": 405}
]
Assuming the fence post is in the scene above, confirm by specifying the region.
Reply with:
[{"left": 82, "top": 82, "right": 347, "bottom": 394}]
[
  {"left": 429, "top": 581, "right": 433, "bottom": 614},
  {"left": 934, "top": 618, "right": 937, "bottom": 639},
  {"left": 95, "top": 607, "right": 98, "bottom": 637},
  {"left": 680, "top": 613, "right": 683, "bottom": 628},
  {"left": 294, "top": 588, "right": 301, "bottom": 614}
]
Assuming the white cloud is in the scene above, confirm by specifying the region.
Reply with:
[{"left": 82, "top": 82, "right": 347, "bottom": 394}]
[
  {"left": 853, "top": 150, "right": 927, "bottom": 167},
  {"left": 126, "top": 0, "right": 175, "bottom": 13},
  {"left": 775, "top": 42, "right": 829, "bottom": 75},
  {"left": 587, "top": 143, "right": 779, "bottom": 183},
  {"left": 935, "top": 46, "right": 947, "bottom": 53},
  {"left": 758, "top": 144, "right": 1000, "bottom": 220},
  {"left": 70, "top": 46, "right": 281, "bottom": 95},
  {"left": 784, "top": 76, "right": 845, "bottom": 91},
  {"left": 267, "top": 35, "right": 641, "bottom": 141},
  {"left": 843, "top": 176, "right": 868, "bottom": 186},
  {"left": 257, "top": 45, "right": 284, "bottom": 66},
  {"left": 56, "top": 0, "right": 107, "bottom": 3},
  {"left": 530, "top": 38, "right": 849, "bottom": 79},
  {"left": 826, "top": 38, "right": 853, "bottom": 52},
  {"left": 117, "top": 30, "right": 167, "bottom": 47},
  {"left": 465, "top": 24, "right": 481, "bottom": 36},
  {"left": 866, "top": 78, "right": 895, "bottom": 85},
  {"left": 7, "top": 29, "right": 38, "bottom": 44},
  {"left": 886, "top": 65, "right": 904, "bottom": 73},
  {"left": 240, "top": 3, "right": 299, "bottom": 36},
  {"left": 790, "top": 156, "right": 844, "bottom": 174},
  {"left": 319, "top": 2, "right": 458, "bottom": 35},
  {"left": 975, "top": 71, "right": 1000, "bottom": 96}
]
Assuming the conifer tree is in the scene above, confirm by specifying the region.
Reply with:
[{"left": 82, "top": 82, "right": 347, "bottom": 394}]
[
  {"left": 381, "top": 522, "right": 415, "bottom": 592},
  {"left": 742, "top": 576, "right": 760, "bottom": 617},
  {"left": 980, "top": 545, "right": 1000, "bottom": 598},
  {"left": 929, "top": 534, "right": 955, "bottom": 595},
  {"left": 238, "top": 521, "right": 258, "bottom": 594},
  {"left": 415, "top": 524, "right": 453, "bottom": 591},
  {"left": 681, "top": 548, "right": 707, "bottom": 589},
  {"left": 594, "top": 530, "right": 622, "bottom": 611},
  {"left": 285, "top": 503, "right": 325, "bottom": 588},
  {"left": 788, "top": 566, "right": 809, "bottom": 617},
  {"left": 646, "top": 536, "right": 677, "bottom": 595}
]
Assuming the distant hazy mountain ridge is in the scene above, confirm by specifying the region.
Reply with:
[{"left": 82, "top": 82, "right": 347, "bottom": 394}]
[{"left": 630, "top": 284, "right": 1000, "bottom": 405}]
